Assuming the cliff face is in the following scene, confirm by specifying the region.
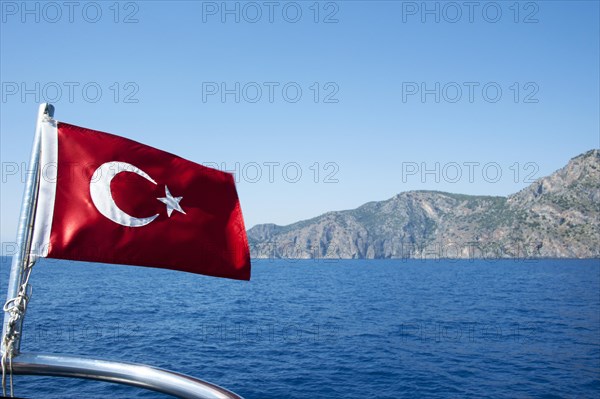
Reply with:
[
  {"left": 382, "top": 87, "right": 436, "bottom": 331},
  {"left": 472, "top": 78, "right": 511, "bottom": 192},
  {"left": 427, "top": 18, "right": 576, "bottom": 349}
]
[
  {"left": 248, "top": 150, "right": 600, "bottom": 259},
  {"left": 506, "top": 149, "right": 600, "bottom": 257}
]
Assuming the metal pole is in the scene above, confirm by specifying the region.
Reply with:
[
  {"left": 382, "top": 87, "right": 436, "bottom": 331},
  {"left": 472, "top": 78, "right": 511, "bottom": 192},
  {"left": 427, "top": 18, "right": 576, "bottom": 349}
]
[
  {"left": 2, "top": 103, "right": 54, "bottom": 355},
  {"left": 11, "top": 352, "right": 243, "bottom": 399}
]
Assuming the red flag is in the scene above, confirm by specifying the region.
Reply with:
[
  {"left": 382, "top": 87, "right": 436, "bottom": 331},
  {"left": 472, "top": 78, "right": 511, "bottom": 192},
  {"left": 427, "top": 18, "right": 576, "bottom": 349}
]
[{"left": 31, "top": 120, "right": 251, "bottom": 280}]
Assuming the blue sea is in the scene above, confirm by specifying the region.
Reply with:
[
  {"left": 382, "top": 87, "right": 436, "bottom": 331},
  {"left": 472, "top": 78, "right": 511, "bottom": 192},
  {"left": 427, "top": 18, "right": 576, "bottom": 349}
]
[{"left": 1, "top": 258, "right": 599, "bottom": 399}]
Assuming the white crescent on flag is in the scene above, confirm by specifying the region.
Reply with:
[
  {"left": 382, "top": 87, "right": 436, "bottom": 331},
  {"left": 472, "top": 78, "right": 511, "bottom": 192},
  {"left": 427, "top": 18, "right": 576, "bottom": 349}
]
[{"left": 89, "top": 161, "right": 160, "bottom": 227}]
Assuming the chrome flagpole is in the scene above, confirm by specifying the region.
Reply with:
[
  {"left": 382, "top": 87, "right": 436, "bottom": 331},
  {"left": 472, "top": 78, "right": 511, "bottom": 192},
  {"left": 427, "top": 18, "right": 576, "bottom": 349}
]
[
  {"left": 2, "top": 103, "right": 53, "bottom": 396},
  {"left": 2, "top": 103, "right": 53, "bottom": 356}
]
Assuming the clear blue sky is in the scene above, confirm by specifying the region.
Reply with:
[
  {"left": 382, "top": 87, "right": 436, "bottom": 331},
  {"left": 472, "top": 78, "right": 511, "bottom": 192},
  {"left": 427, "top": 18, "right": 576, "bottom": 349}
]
[{"left": 1, "top": 1, "right": 599, "bottom": 244}]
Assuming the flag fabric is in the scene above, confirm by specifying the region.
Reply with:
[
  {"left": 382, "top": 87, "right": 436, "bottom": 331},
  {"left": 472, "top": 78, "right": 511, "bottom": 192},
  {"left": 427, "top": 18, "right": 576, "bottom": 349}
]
[{"left": 31, "top": 119, "right": 251, "bottom": 280}]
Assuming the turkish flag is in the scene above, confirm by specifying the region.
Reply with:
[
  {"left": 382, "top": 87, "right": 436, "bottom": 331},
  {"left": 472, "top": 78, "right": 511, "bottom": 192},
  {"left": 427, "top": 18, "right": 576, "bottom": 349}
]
[{"left": 31, "top": 120, "right": 251, "bottom": 280}]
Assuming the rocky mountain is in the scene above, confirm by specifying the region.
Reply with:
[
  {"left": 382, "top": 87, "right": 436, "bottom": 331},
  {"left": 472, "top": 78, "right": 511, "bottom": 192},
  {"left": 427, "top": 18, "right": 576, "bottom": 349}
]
[{"left": 248, "top": 150, "right": 600, "bottom": 259}]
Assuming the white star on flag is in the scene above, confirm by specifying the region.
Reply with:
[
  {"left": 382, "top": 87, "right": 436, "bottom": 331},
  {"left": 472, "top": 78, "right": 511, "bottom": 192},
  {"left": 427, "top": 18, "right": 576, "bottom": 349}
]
[{"left": 157, "top": 186, "right": 186, "bottom": 217}]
